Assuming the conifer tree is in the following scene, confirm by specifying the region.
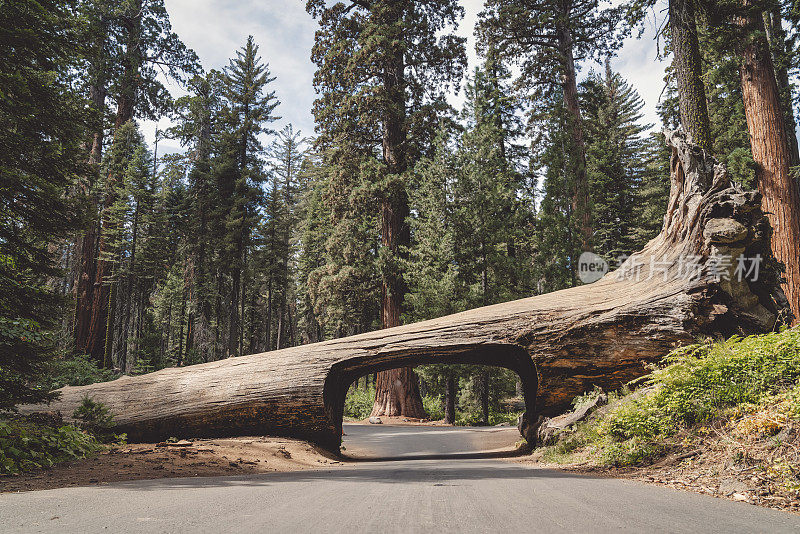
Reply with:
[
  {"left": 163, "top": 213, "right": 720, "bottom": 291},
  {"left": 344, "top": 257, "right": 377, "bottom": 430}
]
[
  {"left": 478, "top": 0, "right": 623, "bottom": 252},
  {"left": 581, "top": 62, "right": 649, "bottom": 261},
  {"left": 216, "top": 36, "right": 280, "bottom": 357},
  {"left": 268, "top": 126, "right": 307, "bottom": 350},
  {"left": 307, "top": 0, "right": 466, "bottom": 417},
  {"left": 170, "top": 72, "right": 222, "bottom": 362},
  {"left": 735, "top": 0, "right": 800, "bottom": 324},
  {"left": 0, "top": 0, "right": 84, "bottom": 408}
]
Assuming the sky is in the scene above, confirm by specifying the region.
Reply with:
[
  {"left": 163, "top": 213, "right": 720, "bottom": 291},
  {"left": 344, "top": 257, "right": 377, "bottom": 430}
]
[{"left": 142, "top": 0, "right": 669, "bottom": 155}]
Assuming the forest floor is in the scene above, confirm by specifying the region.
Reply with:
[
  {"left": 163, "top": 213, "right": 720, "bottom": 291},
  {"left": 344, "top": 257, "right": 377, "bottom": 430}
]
[{"left": 0, "top": 436, "right": 343, "bottom": 493}]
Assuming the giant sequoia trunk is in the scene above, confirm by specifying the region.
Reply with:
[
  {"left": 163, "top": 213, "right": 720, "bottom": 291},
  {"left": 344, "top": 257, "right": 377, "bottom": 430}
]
[
  {"left": 28, "top": 130, "right": 788, "bottom": 451},
  {"left": 763, "top": 8, "right": 800, "bottom": 167},
  {"left": 73, "top": 21, "right": 108, "bottom": 360},
  {"left": 371, "top": 7, "right": 426, "bottom": 419},
  {"left": 738, "top": 3, "right": 800, "bottom": 325},
  {"left": 80, "top": 0, "right": 144, "bottom": 367}
]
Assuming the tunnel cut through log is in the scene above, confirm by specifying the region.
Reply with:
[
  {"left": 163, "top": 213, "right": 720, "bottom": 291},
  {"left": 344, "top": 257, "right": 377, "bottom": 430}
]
[
  {"left": 323, "top": 344, "right": 539, "bottom": 443},
  {"left": 24, "top": 129, "right": 790, "bottom": 452}
]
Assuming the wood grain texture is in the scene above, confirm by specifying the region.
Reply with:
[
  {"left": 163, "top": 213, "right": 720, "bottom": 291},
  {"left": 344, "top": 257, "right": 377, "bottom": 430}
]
[{"left": 25, "top": 129, "right": 789, "bottom": 451}]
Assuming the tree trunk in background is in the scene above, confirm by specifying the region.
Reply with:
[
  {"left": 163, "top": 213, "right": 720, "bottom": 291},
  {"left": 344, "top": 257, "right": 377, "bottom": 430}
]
[
  {"left": 480, "top": 372, "right": 490, "bottom": 425},
  {"left": 763, "top": 8, "right": 800, "bottom": 167},
  {"left": 556, "top": 14, "right": 592, "bottom": 251},
  {"left": 84, "top": 0, "right": 143, "bottom": 366},
  {"left": 73, "top": 19, "right": 108, "bottom": 358},
  {"left": 228, "top": 235, "right": 243, "bottom": 358},
  {"left": 669, "top": 0, "right": 713, "bottom": 151},
  {"left": 739, "top": 3, "right": 800, "bottom": 324},
  {"left": 371, "top": 367, "right": 425, "bottom": 418},
  {"left": 445, "top": 376, "right": 456, "bottom": 424},
  {"left": 370, "top": 5, "right": 426, "bottom": 419}
]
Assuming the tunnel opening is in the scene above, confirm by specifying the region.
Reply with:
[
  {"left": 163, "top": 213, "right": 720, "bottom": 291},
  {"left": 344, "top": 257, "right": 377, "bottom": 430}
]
[{"left": 322, "top": 344, "right": 538, "bottom": 457}]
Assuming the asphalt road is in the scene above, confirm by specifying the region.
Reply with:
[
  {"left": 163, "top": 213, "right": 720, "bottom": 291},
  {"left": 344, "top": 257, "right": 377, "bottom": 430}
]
[{"left": 2, "top": 424, "right": 800, "bottom": 534}]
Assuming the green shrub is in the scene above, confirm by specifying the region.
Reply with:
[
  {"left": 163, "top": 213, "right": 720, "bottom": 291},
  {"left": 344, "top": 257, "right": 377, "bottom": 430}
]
[
  {"left": 455, "top": 409, "right": 481, "bottom": 426},
  {"left": 0, "top": 417, "right": 99, "bottom": 474},
  {"left": 45, "top": 353, "right": 118, "bottom": 390},
  {"left": 344, "top": 385, "right": 375, "bottom": 420},
  {"left": 540, "top": 328, "right": 800, "bottom": 467},
  {"left": 72, "top": 396, "right": 122, "bottom": 443},
  {"left": 422, "top": 394, "right": 444, "bottom": 421}
]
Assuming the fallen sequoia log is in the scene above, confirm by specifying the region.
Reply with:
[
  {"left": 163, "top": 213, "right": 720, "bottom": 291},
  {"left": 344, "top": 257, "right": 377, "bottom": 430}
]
[{"left": 26, "top": 129, "right": 789, "bottom": 451}]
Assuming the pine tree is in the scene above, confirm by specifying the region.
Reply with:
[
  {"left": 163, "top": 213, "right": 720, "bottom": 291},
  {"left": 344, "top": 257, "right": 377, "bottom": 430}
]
[
  {"left": 581, "top": 62, "right": 650, "bottom": 261},
  {"left": 268, "top": 126, "right": 307, "bottom": 350},
  {"left": 307, "top": 0, "right": 466, "bottom": 418},
  {"left": 629, "top": 133, "right": 671, "bottom": 250},
  {"left": 170, "top": 72, "right": 222, "bottom": 362},
  {"left": 531, "top": 94, "right": 583, "bottom": 293},
  {"left": 216, "top": 36, "right": 280, "bottom": 357},
  {"left": 478, "top": 0, "right": 623, "bottom": 252},
  {"left": 0, "top": 0, "right": 84, "bottom": 408},
  {"left": 454, "top": 65, "right": 531, "bottom": 309}
]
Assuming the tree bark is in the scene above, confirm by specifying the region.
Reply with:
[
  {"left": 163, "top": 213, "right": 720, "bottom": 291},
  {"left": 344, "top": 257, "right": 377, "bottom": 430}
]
[
  {"left": 445, "top": 376, "right": 456, "bottom": 424},
  {"left": 738, "top": 3, "right": 800, "bottom": 324},
  {"left": 73, "top": 17, "right": 108, "bottom": 358},
  {"left": 556, "top": 12, "right": 592, "bottom": 251},
  {"left": 371, "top": 5, "right": 426, "bottom": 419},
  {"left": 28, "top": 131, "right": 789, "bottom": 451},
  {"left": 762, "top": 8, "right": 800, "bottom": 167},
  {"left": 669, "top": 0, "right": 713, "bottom": 151}
]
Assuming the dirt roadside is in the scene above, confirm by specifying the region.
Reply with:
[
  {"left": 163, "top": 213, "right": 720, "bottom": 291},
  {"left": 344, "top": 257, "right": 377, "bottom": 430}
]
[
  {"left": 0, "top": 419, "right": 511, "bottom": 493},
  {"left": 511, "top": 451, "right": 800, "bottom": 515},
  {"left": 0, "top": 436, "right": 344, "bottom": 493}
]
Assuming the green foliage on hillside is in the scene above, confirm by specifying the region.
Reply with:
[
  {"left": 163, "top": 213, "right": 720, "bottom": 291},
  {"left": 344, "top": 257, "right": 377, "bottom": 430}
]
[{"left": 543, "top": 328, "right": 800, "bottom": 467}]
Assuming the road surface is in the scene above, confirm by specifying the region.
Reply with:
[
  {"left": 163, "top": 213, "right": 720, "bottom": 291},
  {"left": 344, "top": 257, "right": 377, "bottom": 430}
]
[{"left": 2, "top": 424, "right": 799, "bottom": 533}]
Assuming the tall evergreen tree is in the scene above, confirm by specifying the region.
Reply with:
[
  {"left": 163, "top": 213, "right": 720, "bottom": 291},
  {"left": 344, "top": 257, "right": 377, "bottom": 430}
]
[
  {"left": 268, "top": 126, "right": 307, "bottom": 350},
  {"left": 735, "top": 0, "right": 800, "bottom": 324},
  {"left": 169, "top": 72, "right": 222, "bottom": 362},
  {"left": 531, "top": 95, "right": 583, "bottom": 293},
  {"left": 307, "top": 0, "right": 466, "bottom": 418},
  {"left": 0, "top": 0, "right": 84, "bottom": 408},
  {"left": 581, "top": 62, "right": 650, "bottom": 261},
  {"left": 216, "top": 36, "right": 280, "bottom": 357},
  {"left": 478, "top": 0, "right": 623, "bottom": 252}
]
